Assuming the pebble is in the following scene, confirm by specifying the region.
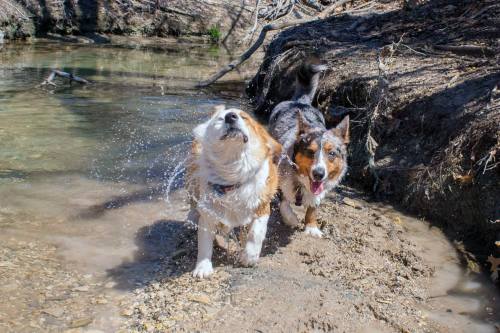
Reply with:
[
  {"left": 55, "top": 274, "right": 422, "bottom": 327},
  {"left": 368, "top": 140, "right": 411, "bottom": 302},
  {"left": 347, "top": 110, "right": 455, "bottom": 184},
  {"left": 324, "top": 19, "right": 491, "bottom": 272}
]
[
  {"left": 104, "top": 281, "right": 116, "bottom": 289},
  {"left": 69, "top": 317, "right": 93, "bottom": 328},
  {"left": 188, "top": 294, "right": 211, "bottom": 304},
  {"left": 72, "top": 285, "right": 90, "bottom": 292},
  {"left": 41, "top": 307, "right": 64, "bottom": 318},
  {"left": 120, "top": 308, "right": 134, "bottom": 317}
]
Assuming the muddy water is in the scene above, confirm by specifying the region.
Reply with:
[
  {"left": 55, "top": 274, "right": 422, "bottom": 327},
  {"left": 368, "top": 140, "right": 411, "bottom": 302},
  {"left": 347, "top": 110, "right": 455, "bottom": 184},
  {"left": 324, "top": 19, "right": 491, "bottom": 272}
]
[
  {"left": 0, "top": 40, "right": 498, "bottom": 333},
  {"left": 371, "top": 203, "right": 500, "bottom": 332}
]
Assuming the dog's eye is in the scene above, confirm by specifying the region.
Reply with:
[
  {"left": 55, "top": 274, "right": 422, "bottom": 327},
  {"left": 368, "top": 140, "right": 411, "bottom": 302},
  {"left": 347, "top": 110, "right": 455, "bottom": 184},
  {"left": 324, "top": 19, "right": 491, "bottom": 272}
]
[{"left": 328, "top": 150, "right": 336, "bottom": 159}]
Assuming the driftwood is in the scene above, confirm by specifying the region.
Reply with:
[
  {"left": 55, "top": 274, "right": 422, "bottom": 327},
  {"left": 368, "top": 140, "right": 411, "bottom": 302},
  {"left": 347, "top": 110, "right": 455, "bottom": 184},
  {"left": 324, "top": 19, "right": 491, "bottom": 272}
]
[
  {"left": 196, "top": 0, "right": 354, "bottom": 88},
  {"left": 40, "top": 70, "right": 90, "bottom": 87},
  {"left": 433, "top": 44, "right": 495, "bottom": 58}
]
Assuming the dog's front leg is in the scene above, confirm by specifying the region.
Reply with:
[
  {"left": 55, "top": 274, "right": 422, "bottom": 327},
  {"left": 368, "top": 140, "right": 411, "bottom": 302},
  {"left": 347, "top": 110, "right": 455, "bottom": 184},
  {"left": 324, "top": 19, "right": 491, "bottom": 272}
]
[
  {"left": 279, "top": 200, "right": 300, "bottom": 227},
  {"left": 240, "top": 213, "right": 269, "bottom": 266},
  {"left": 304, "top": 206, "right": 323, "bottom": 237},
  {"left": 193, "top": 215, "right": 215, "bottom": 278}
]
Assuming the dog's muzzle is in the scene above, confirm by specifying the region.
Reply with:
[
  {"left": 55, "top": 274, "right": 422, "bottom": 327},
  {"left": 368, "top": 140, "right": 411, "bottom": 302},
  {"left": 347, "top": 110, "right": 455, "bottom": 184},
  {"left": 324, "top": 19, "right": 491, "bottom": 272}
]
[{"left": 220, "top": 114, "right": 248, "bottom": 143}]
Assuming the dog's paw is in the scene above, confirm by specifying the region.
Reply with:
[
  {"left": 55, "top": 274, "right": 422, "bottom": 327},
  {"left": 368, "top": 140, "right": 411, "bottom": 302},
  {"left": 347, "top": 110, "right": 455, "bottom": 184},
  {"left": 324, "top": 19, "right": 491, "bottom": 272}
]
[
  {"left": 192, "top": 260, "right": 214, "bottom": 278},
  {"left": 304, "top": 226, "right": 323, "bottom": 238},
  {"left": 239, "top": 251, "right": 259, "bottom": 267}
]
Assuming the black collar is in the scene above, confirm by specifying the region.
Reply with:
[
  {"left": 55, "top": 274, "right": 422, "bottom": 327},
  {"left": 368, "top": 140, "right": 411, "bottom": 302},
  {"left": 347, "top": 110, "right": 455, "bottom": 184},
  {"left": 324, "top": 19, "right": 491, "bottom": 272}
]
[{"left": 208, "top": 182, "right": 241, "bottom": 196}]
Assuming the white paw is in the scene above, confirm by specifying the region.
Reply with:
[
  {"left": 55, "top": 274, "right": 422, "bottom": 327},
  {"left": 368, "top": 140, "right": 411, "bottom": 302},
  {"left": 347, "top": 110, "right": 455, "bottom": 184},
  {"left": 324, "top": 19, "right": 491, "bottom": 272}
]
[
  {"left": 192, "top": 259, "right": 214, "bottom": 278},
  {"left": 239, "top": 250, "right": 259, "bottom": 267},
  {"left": 304, "top": 226, "right": 323, "bottom": 238}
]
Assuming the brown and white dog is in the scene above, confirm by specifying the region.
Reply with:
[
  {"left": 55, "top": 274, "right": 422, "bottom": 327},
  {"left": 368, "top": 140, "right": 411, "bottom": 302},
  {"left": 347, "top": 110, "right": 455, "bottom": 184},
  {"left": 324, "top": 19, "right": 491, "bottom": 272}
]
[
  {"left": 269, "top": 61, "right": 349, "bottom": 237},
  {"left": 187, "top": 105, "right": 281, "bottom": 278}
]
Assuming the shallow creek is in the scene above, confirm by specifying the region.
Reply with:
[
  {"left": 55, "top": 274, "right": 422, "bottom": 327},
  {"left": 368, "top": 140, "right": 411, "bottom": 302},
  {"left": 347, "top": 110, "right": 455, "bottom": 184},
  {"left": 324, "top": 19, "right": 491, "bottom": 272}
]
[{"left": 0, "top": 40, "right": 498, "bottom": 332}]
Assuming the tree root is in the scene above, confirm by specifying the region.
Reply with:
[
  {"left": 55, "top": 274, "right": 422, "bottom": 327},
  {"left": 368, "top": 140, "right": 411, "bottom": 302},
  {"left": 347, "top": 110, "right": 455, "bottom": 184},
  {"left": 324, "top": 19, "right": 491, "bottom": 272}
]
[{"left": 433, "top": 44, "right": 495, "bottom": 58}]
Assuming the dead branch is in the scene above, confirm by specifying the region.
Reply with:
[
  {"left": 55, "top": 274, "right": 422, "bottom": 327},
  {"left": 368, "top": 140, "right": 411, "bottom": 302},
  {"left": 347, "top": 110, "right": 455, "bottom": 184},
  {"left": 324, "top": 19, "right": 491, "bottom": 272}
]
[
  {"left": 433, "top": 44, "right": 495, "bottom": 58},
  {"left": 197, "top": 0, "right": 356, "bottom": 88},
  {"left": 0, "top": 0, "right": 30, "bottom": 20},
  {"left": 196, "top": 17, "right": 315, "bottom": 88},
  {"left": 241, "top": 0, "right": 261, "bottom": 45},
  {"left": 40, "top": 70, "right": 90, "bottom": 87}
]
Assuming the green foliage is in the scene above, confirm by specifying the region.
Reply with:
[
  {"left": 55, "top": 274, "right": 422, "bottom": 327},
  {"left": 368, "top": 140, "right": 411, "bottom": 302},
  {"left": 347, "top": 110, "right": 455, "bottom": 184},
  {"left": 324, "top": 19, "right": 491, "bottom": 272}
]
[{"left": 208, "top": 26, "right": 221, "bottom": 44}]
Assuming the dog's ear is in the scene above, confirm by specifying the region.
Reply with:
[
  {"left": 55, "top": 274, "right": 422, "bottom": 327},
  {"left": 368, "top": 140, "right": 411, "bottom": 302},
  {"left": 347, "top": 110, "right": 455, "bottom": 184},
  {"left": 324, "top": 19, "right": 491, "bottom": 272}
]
[
  {"left": 330, "top": 115, "right": 350, "bottom": 144},
  {"left": 211, "top": 104, "right": 225, "bottom": 116},
  {"left": 296, "top": 111, "right": 311, "bottom": 138},
  {"left": 193, "top": 122, "right": 208, "bottom": 140}
]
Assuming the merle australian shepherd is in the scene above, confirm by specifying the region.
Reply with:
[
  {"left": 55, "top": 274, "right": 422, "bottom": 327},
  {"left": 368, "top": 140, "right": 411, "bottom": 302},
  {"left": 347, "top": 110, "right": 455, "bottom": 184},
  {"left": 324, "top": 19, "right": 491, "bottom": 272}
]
[{"left": 269, "top": 60, "right": 350, "bottom": 237}]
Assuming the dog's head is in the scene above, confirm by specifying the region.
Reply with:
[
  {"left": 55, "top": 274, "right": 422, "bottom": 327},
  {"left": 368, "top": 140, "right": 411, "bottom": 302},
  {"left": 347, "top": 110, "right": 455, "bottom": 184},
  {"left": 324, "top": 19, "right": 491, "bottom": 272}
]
[
  {"left": 194, "top": 105, "right": 281, "bottom": 166},
  {"left": 293, "top": 114, "right": 349, "bottom": 196}
]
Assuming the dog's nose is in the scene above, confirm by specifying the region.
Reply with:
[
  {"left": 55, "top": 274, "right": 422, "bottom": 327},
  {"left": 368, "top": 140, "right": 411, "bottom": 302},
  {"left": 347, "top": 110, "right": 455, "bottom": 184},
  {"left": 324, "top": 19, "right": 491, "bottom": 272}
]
[
  {"left": 224, "top": 112, "right": 238, "bottom": 124},
  {"left": 312, "top": 167, "right": 325, "bottom": 181}
]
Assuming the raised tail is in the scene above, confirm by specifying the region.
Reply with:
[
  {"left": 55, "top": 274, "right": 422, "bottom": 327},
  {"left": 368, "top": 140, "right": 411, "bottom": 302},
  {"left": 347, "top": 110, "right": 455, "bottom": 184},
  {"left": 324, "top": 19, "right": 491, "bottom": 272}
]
[{"left": 292, "top": 59, "right": 327, "bottom": 104}]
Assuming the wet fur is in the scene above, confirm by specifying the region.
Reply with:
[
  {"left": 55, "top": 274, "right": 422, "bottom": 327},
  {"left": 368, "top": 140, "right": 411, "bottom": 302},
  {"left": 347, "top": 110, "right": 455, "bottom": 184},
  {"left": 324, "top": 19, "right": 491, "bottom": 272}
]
[
  {"left": 269, "top": 61, "right": 349, "bottom": 237},
  {"left": 187, "top": 105, "right": 281, "bottom": 278}
]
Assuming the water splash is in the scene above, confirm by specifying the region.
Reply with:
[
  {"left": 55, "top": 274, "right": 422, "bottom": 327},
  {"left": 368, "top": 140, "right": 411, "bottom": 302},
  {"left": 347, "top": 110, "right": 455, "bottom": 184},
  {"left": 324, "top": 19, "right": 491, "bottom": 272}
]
[{"left": 164, "top": 156, "right": 188, "bottom": 204}]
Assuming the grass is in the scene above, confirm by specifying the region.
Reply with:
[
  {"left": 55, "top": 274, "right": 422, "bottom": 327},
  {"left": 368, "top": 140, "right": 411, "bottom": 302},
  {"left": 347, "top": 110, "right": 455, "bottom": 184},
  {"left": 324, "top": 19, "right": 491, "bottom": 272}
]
[{"left": 208, "top": 26, "right": 221, "bottom": 44}]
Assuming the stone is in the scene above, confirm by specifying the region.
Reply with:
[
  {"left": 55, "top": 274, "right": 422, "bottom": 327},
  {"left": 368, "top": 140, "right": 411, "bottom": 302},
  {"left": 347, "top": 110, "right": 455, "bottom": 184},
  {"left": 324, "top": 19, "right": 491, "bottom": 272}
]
[
  {"left": 41, "top": 307, "right": 64, "bottom": 318},
  {"left": 69, "top": 317, "right": 93, "bottom": 328}
]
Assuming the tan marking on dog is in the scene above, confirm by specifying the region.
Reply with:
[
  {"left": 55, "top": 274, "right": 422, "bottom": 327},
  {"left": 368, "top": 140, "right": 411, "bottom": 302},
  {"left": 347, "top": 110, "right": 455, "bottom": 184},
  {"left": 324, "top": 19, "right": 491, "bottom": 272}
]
[
  {"left": 241, "top": 111, "right": 282, "bottom": 164},
  {"left": 240, "top": 113, "right": 280, "bottom": 219},
  {"left": 305, "top": 206, "right": 318, "bottom": 228},
  {"left": 326, "top": 156, "right": 344, "bottom": 182},
  {"left": 186, "top": 140, "right": 201, "bottom": 207},
  {"left": 295, "top": 151, "right": 314, "bottom": 177}
]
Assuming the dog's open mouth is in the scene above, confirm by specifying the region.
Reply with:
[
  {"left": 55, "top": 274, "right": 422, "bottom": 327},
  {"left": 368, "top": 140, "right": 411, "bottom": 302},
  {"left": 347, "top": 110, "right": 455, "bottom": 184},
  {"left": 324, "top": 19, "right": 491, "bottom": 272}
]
[
  {"left": 310, "top": 180, "right": 324, "bottom": 195},
  {"left": 220, "top": 127, "right": 248, "bottom": 143}
]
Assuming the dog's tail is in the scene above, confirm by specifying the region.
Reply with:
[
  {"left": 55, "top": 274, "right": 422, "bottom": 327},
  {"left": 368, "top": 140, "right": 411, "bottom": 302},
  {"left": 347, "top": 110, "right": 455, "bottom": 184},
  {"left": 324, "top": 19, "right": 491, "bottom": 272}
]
[{"left": 292, "top": 59, "right": 327, "bottom": 104}]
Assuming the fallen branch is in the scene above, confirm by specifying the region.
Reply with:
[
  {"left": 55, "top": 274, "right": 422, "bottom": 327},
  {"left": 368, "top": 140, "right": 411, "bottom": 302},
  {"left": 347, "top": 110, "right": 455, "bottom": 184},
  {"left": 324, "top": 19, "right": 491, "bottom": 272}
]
[
  {"left": 196, "top": 17, "right": 315, "bottom": 88},
  {"left": 40, "top": 70, "right": 90, "bottom": 87},
  {"left": 196, "top": 0, "right": 355, "bottom": 87},
  {"left": 433, "top": 44, "right": 495, "bottom": 58},
  {"left": 156, "top": 5, "right": 197, "bottom": 17}
]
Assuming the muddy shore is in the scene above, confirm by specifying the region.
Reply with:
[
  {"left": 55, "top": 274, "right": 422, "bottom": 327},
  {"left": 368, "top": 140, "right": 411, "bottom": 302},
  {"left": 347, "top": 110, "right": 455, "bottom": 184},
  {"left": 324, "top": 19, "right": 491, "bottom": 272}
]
[
  {"left": 118, "top": 189, "right": 499, "bottom": 333},
  {"left": 2, "top": 185, "right": 498, "bottom": 332}
]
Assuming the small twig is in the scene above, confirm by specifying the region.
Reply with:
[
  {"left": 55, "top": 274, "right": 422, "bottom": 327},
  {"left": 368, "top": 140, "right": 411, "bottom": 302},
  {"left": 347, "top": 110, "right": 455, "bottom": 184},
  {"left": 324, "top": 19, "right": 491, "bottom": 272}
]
[
  {"left": 40, "top": 70, "right": 90, "bottom": 87},
  {"left": 241, "top": 0, "right": 261, "bottom": 45},
  {"left": 433, "top": 44, "right": 495, "bottom": 58},
  {"left": 0, "top": 0, "right": 30, "bottom": 20}
]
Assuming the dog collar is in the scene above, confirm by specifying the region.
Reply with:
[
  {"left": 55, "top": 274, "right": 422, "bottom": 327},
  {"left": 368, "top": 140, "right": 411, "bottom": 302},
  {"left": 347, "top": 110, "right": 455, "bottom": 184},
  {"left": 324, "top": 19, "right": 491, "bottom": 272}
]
[{"left": 208, "top": 182, "right": 241, "bottom": 196}]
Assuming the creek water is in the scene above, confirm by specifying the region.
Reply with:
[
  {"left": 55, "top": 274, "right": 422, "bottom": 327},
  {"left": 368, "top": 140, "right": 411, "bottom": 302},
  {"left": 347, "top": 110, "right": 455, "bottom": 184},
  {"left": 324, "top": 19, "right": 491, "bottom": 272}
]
[{"left": 0, "top": 40, "right": 498, "bottom": 332}]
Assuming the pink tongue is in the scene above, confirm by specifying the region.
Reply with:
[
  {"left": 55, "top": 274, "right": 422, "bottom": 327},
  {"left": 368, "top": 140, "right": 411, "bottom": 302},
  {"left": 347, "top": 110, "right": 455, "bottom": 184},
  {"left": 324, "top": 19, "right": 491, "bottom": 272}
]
[{"left": 311, "top": 181, "right": 324, "bottom": 195}]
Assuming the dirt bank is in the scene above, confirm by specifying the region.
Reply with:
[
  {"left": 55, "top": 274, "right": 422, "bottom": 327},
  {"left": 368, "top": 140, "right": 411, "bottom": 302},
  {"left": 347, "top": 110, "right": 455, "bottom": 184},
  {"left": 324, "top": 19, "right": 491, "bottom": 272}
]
[
  {"left": 0, "top": 0, "right": 256, "bottom": 43},
  {"left": 247, "top": 0, "right": 500, "bottom": 262}
]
